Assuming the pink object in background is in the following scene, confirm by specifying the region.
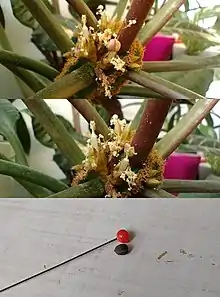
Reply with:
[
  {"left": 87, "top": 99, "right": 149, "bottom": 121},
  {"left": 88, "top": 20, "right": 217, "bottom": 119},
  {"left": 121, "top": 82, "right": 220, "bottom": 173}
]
[
  {"left": 143, "top": 34, "right": 175, "bottom": 61},
  {"left": 164, "top": 153, "right": 201, "bottom": 180}
]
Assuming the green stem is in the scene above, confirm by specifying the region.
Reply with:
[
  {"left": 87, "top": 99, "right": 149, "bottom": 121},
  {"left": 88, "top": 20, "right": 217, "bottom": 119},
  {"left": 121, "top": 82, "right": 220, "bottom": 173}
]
[
  {"left": 51, "top": 0, "right": 60, "bottom": 14},
  {"left": 0, "top": 159, "right": 68, "bottom": 193},
  {"left": 156, "top": 99, "right": 219, "bottom": 159},
  {"left": 2, "top": 129, "right": 28, "bottom": 166},
  {"left": 0, "top": 23, "right": 34, "bottom": 98},
  {"left": 0, "top": 50, "right": 59, "bottom": 80},
  {"left": 130, "top": 99, "right": 147, "bottom": 130},
  {"left": 144, "top": 188, "right": 176, "bottom": 198},
  {"left": 120, "top": 85, "right": 161, "bottom": 98},
  {"left": 27, "top": 63, "right": 95, "bottom": 99},
  {"left": 112, "top": 0, "right": 129, "bottom": 20},
  {"left": 68, "top": 98, "right": 110, "bottom": 138},
  {"left": 142, "top": 55, "right": 220, "bottom": 72},
  {"left": 3, "top": 64, "right": 46, "bottom": 93},
  {"left": 22, "top": 98, "right": 85, "bottom": 166},
  {"left": 21, "top": 0, "right": 74, "bottom": 53},
  {"left": 162, "top": 179, "right": 220, "bottom": 193},
  {"left": 120, "top": 86, "right": 189, "bottom": 103},
  {"left": 47, "top": 178, "right": 105, "bottom": 197},
  {"left": 139, "top": 0, "right": 185, "bottom": 45},
  {"left": 65, "top": 0, "right": 97, "bottom": 28},
  {"left": 0, "top": 152, "right": 51, "bottom": 198},
  {"left": 118, "top": 0, "right": 155, "bottom": 54},
  {"left": 179, "top": 144, "right": 220, "bottom": 157},
  {"left": 127, "top": 70, "right": 203, "bottom": 101}
]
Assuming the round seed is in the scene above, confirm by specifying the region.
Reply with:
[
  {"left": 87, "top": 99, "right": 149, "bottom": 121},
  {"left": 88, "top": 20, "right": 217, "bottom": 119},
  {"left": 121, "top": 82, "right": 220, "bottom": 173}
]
[
  {"left": 117, "top": 229, "right": 130, "bottom": 243},
  {"left": 114, "top": 244, "right": 129, "bottom": 255}
]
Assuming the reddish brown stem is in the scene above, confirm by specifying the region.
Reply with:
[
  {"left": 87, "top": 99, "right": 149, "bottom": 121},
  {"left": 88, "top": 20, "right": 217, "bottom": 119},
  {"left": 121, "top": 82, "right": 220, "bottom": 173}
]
[
  {"left": 99, "top": 96, "right": 123, "bottom": 118},
  {"left": 118, "top": 0, "right": 155, "bottom": 53},
  {"left": 130, "top": 98, "right": 172, "bottom": 168}
]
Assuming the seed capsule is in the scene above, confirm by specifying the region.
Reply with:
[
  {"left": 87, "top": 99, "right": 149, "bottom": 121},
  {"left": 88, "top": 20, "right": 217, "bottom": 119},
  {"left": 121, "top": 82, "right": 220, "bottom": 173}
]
[
  {"left": 107, "top": 39, "right": 121, "bottom": 52},
  {"left": 114, "top": 244, "right": 129, "bottom": 255},
  {"left": 117, "top": 229, "right": 130, "bottom": 243}
]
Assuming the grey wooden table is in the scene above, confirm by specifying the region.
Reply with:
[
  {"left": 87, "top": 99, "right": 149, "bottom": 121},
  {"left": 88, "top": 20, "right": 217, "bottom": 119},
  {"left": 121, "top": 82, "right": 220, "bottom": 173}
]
[{"left": 0, "top": 199, "right": 219, "bottom": 297}]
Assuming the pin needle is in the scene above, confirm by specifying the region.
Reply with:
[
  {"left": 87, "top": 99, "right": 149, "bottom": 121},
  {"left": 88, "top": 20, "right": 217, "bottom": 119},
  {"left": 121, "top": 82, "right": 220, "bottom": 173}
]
[{"left": 0, "top": 237, "right": 117, "bottom": 294}]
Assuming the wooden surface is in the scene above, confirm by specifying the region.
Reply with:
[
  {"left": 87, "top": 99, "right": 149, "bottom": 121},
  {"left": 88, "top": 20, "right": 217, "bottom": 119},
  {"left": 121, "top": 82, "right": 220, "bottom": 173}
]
[{"left": 0, "top": 199, "right": 220, "bottom": 297}]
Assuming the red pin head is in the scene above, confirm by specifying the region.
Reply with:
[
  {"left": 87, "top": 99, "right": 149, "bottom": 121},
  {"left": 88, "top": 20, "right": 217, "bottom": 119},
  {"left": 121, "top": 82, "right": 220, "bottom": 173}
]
[{"left": 117, "top": 229, "right": 130, "bottom": 243}]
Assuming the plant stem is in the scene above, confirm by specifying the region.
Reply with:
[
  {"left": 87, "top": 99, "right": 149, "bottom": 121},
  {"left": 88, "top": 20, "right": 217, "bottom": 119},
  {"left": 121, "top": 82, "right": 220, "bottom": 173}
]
[
  {"left": 21, "top": 0, "right": 74, "bottom": 53},
  {"left": 0, "top": 23, "right": 35, "bottom": 97},
  {"left": 120, "top": 85, "right": 161, "bottom": 98},
  {"left": 72, "top": 107, "right": 81, "bottom": 134},
  {"left": 0, "top": 152, "right": 51, "bottom": 197},
  {"left": 142, "top": 55, "right": 220, "bottom": 72},
  {"left": 130, "top": 99, "right": 147, "bottom": 130},
  {"left": 68, "top": 98, "right": 110, "bottom": 138},
  {"left": 127, "top": 70, "right": 203, "bottom": 101},
  {"left": 51, "top": 0, "right": 60, "bottom": 14},
  {"left": 112, "top": 0, "right": 129, "bottom": 20},
  {"left": 162, "top": 179, "right": 220, "bottom": 193},
  {"left": 130, "top": 98, "right": 172, "bottom": 168},
  {"left": 65, "top": 0, "right": 97, "bottom": 28},
  {"left": 47, "top": 178, "right": 105, "bottom": 197},
  {"left": 27, "top": 63, "right": 95, "bottom": 99},
  {"left": 22, "top": 98, "right": 85, "bottom": 166},
  {"left": 0, "top": 159, "right": 68, "bottom": 193},
  {"left": 3, "top": 64, "right": 46, "bottom": 93},
  {"left": 2, "top": 128, "right": 28, "bottom": 166},
  {"left": 117, "top": 0, "right": 155, "bottom": 54},
  {"left": 144, "top": 188, "right": 176, "bottom": 198},
  {"left": 139, "top": 0, "right": 185, "bottom": 45},
  {"left": 0, "top": 50, "right": 59, "bottom": 80},
  {"left": 156, "top": 99, "right": 219, "bottom": 159}
]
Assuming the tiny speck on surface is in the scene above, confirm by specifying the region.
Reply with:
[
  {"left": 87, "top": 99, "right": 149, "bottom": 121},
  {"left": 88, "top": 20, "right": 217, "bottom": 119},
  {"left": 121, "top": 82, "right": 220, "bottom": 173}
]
[
  {"left": 180, "top": 249, "right": 187, "bottom": 255},
  {"left": 114, "top": 244, "right": 129, "bottom": 255},
  {"left": 43, "top": 265, "right": 46, "bottom": 269},
  {"left": 157, "top": 251, "right": 168, "bottom": 260}
]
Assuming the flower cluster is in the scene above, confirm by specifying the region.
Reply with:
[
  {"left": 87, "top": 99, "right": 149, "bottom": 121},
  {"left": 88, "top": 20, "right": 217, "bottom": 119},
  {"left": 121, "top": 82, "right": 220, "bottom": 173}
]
[
  {"left": 72, "top": 114, "right": 136, "bottom": 197},
  {"left": 57, "top": 6, "right": 144, "bottom": 98},
  {"left": 72, "top": 115, "right": 164, "bottom": 198}
]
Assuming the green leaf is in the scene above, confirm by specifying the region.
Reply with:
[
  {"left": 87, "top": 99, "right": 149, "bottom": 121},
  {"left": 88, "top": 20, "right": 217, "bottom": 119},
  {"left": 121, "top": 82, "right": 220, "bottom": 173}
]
[
  {"left": 183, "top": 0, "right": 189, "bottom": 12},
  {"left": 53, "top": 149, "right": 72, "bottom": 181},
  {"left": 0, "top": 5, "right": 5, "bottom": 28},
  {"left": 206, "top": 154, "right": 220, "bottom": 175},
  {"left": 31, "top": 15, "right": 78, "bottom": 52},
  {"left": 31, "top": 24, "right": 58, "bottom": 52},
  {"left": 167, "top": 105, "right": 181, "bottom": 131},
  {"left": 15, "top": 113, "right": 31, "bottom": 155},
  {"left": 193, "top": 5, "right": 220, "bottom": 23},
  {"left": 187, "top": 135, "right": 220, "bottom": 148},
  {"left": 162, "top": 19, "right": 220, "bottom": 55},
  {"left": 198, "top": 123, "right": 217, "bottom": 139},
  {"left": 10, "top": 0, "right": 38, "bottom": 30},
  {"left": 95, "top": 105, "right": 110, "bottom": 124},
  {"left": 155, "top": 68, "right": 214, "bottom": 97},
  {"left": 32, "top": 114, "right": 87, "bottom": 149},
  {"left": 0, "top": 100, "right": 28, "bottom": 165}
]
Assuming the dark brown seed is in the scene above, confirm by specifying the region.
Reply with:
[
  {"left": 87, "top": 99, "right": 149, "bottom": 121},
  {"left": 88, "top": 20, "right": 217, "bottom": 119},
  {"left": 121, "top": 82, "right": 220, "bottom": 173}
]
[{"left": 114, "top": 244, "right": 129, "bottom": 255}]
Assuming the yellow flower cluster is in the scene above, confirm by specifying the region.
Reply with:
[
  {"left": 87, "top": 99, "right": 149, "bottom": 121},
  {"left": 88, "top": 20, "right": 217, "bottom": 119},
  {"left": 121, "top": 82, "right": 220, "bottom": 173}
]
[
  {"left": 57, "top": 6, "right": 144, "bottom": 98},
  {"left": 72, "top": 115, "right": 164, "bottom": 198}
]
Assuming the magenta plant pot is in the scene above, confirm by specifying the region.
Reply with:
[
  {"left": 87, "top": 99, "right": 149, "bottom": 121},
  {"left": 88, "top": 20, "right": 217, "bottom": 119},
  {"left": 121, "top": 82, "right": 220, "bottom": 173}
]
[
  {"left": 143, "top": 34, "right": 175, "bottom": 61},
  {"left": 164, "top": 153, "right": 201, "bottom": 180}
]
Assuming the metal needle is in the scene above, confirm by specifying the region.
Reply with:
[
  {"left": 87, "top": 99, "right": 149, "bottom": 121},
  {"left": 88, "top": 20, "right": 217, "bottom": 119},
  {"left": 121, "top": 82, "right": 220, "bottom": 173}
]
[{"left": 0, "top": 237, "right": 117, "bottom": 294}]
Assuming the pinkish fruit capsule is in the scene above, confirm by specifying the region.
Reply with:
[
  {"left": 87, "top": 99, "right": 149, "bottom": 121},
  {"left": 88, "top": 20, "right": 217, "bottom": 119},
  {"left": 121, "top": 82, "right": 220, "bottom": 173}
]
[{"left": 107, "top": 39, "right": 121, "bottom": 52}]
